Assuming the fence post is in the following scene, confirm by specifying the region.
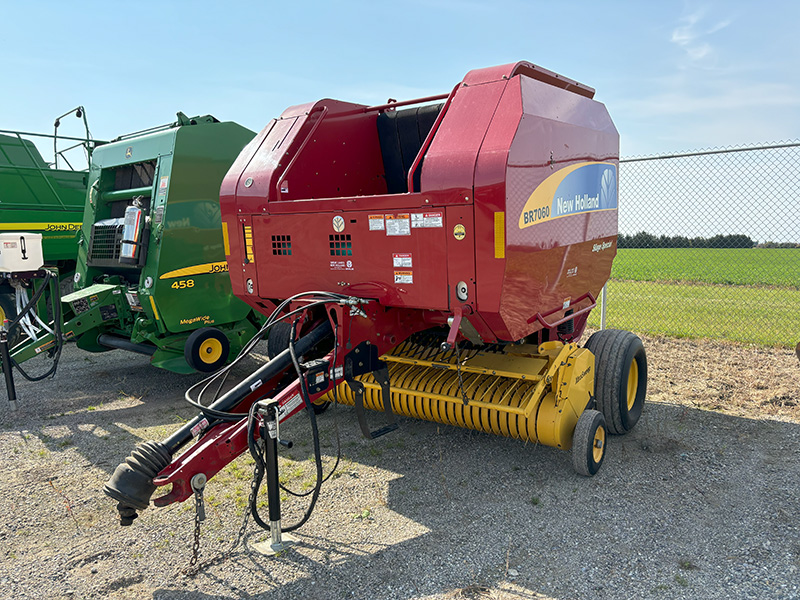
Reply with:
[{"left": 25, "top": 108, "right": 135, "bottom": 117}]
[{"left": 600, "top": 283, "right": 607, "bottom": 330}]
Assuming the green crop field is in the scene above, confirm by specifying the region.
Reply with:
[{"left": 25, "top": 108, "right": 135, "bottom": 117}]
[
  {"left": 588, "top": 248, "right": 800, "bottom": 346},
  {"left": 610, "top": 248, "right": 800, "bottom": 288}
]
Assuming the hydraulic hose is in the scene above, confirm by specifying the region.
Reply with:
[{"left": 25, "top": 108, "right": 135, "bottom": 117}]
[
  {"left": 183, "top": 292, "right": 349, "bottom": 421},
  {"left": 247, "top": 319, "right": 324, "bottom": 533},
  {"left": 9, "top": 270, "right": 64, "bottom": 382},
  {"left": 164, "top": 319, "right": 333, "bottom": 454}
]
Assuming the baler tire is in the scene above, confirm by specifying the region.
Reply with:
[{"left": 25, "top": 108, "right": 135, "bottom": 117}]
[
  {"left": 585, "top": 329, "right": 647, "bottom": 435},
  {"left": 572, "top": 409, "right": 606, "bottom": 477},
  {"left": 267, "top": 321, "right": 292, "bottom": 360},
  {"left": 184, "top": 327, "right": 230, "bottom": 373},
  {"left": 312, "top": 401, "right": 330, "bottom": 415}
]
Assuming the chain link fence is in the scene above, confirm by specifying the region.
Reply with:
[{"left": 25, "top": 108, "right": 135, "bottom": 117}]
[{"left": 587, "top": 141, "right": 800, "bottom": 347}]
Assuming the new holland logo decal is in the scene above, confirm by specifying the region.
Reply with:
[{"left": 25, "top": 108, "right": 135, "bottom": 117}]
[{"left": 519, "top": 162, "right": 617, "bottom": 229}]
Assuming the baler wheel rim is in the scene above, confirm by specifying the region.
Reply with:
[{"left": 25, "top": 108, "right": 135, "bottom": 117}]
[
  {"left": 184, "top": 327, "right": 230, "bottom": 373},
  {"left": 626, "top": 359, "right": 639, "bottom": 411},
  {"left": 199, "top": 338, "right": 224, "bottom": 364},
  {"left": 592, "top": 424, "right": 606, "bottom": 463}
]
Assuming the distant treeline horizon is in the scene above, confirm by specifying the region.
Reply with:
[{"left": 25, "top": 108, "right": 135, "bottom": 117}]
[{"left": 617, "top": 232, "right": 800, "bottom": 249}]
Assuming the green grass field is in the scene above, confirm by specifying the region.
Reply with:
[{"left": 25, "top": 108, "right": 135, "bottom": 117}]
[
  {"left": 588, "top": 248, "right": 800, "bottom": 346},
  {"left": 610, "top": 248, "right": 800, "bottom": 288}
]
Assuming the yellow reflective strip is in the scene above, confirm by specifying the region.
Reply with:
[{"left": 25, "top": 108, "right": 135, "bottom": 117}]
[
  {"left": 159, "top": 261, "right": 228, "bottom": 280},
  {"left": 2, "top": 223, "right": 82, "bottom": 231},
  {"left": 221, "top": 222, "right": 230, "bottom": 256},
  {"left": 149, "top": 296, "right": 160, "bottom": 321},
  {"left": 494, "top": 211, "right": 505, "bottom": 259},
  {"left": 243, "top": 225, "right": 254, "bottom": 262}
]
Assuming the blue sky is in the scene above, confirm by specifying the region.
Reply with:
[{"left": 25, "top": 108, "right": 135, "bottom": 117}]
[{"left": 2, "top": 0, "right": 799, "bottom": 159}]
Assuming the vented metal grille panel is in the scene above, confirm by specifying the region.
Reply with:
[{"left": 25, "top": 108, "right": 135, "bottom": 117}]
[
  {"left": 271, "top": 235, "right": 292, "bottom": 256},
  {"left": 329, "top": 234, "right": 352, "bottom": 256},
  {"left": 88, "top": 224, "right": 123, "bottom": 266},
  {"left": 113, "top": 160, "right": 156, "bottom": 190}
]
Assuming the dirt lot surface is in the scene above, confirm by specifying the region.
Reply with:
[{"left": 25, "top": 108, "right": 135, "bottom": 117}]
[{"left": 1, "top": 332, "right": 799, "bottom": 600}]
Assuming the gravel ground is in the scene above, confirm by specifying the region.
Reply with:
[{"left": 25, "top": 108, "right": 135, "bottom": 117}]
[{"left": 1, "top": 333, "right": 799, "bottom": 600}]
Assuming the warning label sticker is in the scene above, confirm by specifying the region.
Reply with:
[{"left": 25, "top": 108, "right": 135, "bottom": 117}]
[
  {"left": 385, "top": 214, "right": 411, "bottom": 236},
  {"left": 368, "top": 214, "right": 385, "bottom": 231},
  {"left": 190, "top": 418, "right": 209, "bottom": 438},
  {"left": 394, "top": 270, "right": 413, "bottom": 284},
  {"left": 278, "top": 393, "right": 304, "bottom": 422},
  {"left": 158, "top": 176, "right": 169, "bottom": 196},
  {"left": 411, "top": 212, "right": 444, "bottom": 228},
  {"left": 392, "top": 253, "right": 412, "bottom": 268}
]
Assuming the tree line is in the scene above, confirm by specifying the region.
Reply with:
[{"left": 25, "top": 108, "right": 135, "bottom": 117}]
[{"left": 617, "top": 232, "right": 756, "bottom": 249}]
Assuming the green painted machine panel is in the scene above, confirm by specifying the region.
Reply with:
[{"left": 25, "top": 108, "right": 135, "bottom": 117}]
[
  {"left": 0, "top": 134, "right": 87, "bottom": 263},
  {"left": 148, "top": 122, "right": 257, "bottom": 332},
  {"left": 74, "top": 117, "right": 256, "bottom": 336}
]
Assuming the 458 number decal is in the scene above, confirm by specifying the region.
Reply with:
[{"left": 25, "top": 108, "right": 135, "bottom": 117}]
[{"left": 171, "top": 279, "right": 195, "bottom": 290}]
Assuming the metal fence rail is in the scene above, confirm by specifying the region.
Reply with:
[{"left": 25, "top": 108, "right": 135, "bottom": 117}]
[{"left": 590, "top": 141, "right": 800, "bottom": 347}]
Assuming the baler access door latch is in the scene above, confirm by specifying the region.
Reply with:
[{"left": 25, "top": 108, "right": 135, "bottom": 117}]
[{"left": 343, "top": 341, "right": 397, "bottom": 439}]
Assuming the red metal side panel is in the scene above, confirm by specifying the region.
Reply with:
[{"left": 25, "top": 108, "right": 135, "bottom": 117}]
[
  {"left": 496, "top": 76, "right": 619, "bottom": 341},
  {"left": 462, "top": 62, "right": 594, "bottom": 99},
  {"left": 221, "top": 115, "right": 302, "bottom": 217},
  {"left": 250, "top": 209, "right": 450, "bottom": 310},
  {"left": 444, "top": 204, "right": 476, "bottom": 312},
  {"left": 220, "top": 115, "right": 302, "bottom": 299},
  {"left": 472, "top": 78, "right": 523, "bottom": 338},
  {"left": 420, "top": 80, "right": 506, "bottom": 196},
  {"left": 270, "top": 107, "right": 388, "bottom": 202}
]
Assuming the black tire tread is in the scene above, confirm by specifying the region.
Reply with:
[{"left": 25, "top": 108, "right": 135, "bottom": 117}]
[
  {"left": 584, "top": 329, "right": 646, "bottom": 435},
  {"left": 572, "top": 409, "right": 605, "bottom": 476},
  {"left": 267, "top": 321, "right": 293, "bottom": 360}
]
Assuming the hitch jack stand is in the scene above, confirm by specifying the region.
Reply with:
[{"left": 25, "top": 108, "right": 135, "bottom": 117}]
[
  {"left": 253, "top": 402, "right": 296, "bottom": 556},
  {"left": 1, "top": 325, "right": 17, "bottom": 411}
]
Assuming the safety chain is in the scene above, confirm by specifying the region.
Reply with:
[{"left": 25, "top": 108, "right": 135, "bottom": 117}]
[
  {"left": 189, "top": 496, "right": 203, "bottom": 567},
  {"left": 453, "top": 342, "right": 470, "bottom": 406},
  {"left": 180, "top": 450, "right": 262, "bottom": 578},
  {"left": 230, "top": 460, "right": 261, "bottom": 554}
]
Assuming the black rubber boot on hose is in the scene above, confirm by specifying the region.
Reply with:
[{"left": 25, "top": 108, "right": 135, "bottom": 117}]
[{"left": 103, "top": 441, "right": 172, "bottom": 525}]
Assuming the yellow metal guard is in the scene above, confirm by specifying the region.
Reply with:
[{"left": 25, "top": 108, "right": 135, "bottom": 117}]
[{"left": 322, "top": 338, "right": 595, "bottom": 451}]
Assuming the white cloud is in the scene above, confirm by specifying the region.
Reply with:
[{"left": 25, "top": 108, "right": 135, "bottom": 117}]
[
  {"left": 670, "top": 7, "right": 732, "bottom": 66},
  {"left": 686, "top": 43, "right": 712, "bottom": 61},
  {"left": 706, "top": 18, "right": 732, "bottom": 35},
  {"left": 671, "top": 9, "right": 705, "bottom": 47}
]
